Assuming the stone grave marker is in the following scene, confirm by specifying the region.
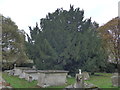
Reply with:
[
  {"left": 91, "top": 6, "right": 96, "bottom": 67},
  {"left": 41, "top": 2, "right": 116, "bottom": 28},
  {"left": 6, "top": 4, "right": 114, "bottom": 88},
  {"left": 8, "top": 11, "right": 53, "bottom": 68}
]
[
  {"left": 28, "top": 75, "right": 33, "bottom": 82},
  {"left": 19, "top": 71, "right": 26, "bottom": 79},
  {"left": 82, "top": 72, "right": 90, "bottom": 80},
  {"left": 65, "top": 69, "right": 97, "bottom": 89},
  {"left": 111, "top": 73, "right": 120, "bottom": 87},
  {"left": 24, "top": 70, "right": 40, "bottom": 81},
  {"left": 74, "top": 73, "right": 84, "bottom": 88},
  {"left": 79, "top": 69, "right": 81, "bottom": 74},
  {"left": 66, "top": 69, "right": 84, "bottom": 88},
  {"left": 32, "top": 65, "right": 36, "bottom": 70},
  {"left": 9, "top": 70, "right": 15, "bottom": 76}
]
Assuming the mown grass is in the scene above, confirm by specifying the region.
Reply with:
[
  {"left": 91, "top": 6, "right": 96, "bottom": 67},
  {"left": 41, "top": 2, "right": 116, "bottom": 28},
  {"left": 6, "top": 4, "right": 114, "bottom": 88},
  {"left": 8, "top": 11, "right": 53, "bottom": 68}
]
[
  {"left": 2, "top": 72, "right": 37, "bottom": 88},
  {"left": 85, "top": 73, "right": 118, "bottom": 88},
  {"left": 49, "top": 73, "right": 119, "bottom": 89},
  {"left": 2, "top": 72, "right": 119, "bottom": 89}
]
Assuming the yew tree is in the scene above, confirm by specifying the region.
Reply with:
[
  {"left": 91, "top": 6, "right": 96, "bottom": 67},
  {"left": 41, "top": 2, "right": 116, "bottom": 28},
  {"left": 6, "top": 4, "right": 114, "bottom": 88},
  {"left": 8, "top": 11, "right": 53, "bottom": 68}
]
[{"left": 26, "top": 6, "right": 107, "bottom": 74}]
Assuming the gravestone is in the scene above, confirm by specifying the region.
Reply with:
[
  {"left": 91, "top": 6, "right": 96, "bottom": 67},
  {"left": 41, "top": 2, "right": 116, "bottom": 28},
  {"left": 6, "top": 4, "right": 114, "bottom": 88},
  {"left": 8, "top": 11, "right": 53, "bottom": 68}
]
[
  {"left": 65, "top": 70, "right": 97, "bottom": 89},
  {"left": 24, "top": 73, "right": 30, "bottom": 81},
  {"left": 14, "top": 68, "right": 22, "bottom": 76},
  {"left": 14, "top": 64, "right": 16, "bottom": 69},
  {"left": 67, "top": 75, "right": 72, "bottom": 78},
  {"left": 19, "top": 71, "right": 26, "bottom": 79},
  {"left": 74, "top": 74, "right": 84, "bottom": 88},
  {"left": 66, "top": 69, "right": 84, "bottom": 88},
  {"left": 28, "top": 75, "right": 33, "bottom": 82},
  {"left": 32, "top": 65, "right": 36, "bottom": 70},
  {"left": 75, "top": 69, "right": 84, "bottom": 88},
  {"left": 9, "top": 70, "right": 15, "bottom": 76},
  {"left": 79, "top": 69, "right": 81, "bottom": 74},
  {"left": 111, "top": 73, "right": 120, "bottom": 87},
  {"left": 37, "top": 70, "right": 68, "bottom": 87},
  {"left": 82, "top": 72, "right": 90, "bottom": 80}
]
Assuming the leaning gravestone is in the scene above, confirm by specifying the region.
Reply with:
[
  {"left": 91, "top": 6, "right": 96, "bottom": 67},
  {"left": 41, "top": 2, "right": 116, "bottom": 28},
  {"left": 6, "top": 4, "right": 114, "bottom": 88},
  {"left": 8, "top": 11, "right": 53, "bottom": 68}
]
[
  {"left": 111, "top": 73, "right": 120, "bottom": 87},
  {"left": 82, "top": 72, "right": 90, "bottom": 80}
]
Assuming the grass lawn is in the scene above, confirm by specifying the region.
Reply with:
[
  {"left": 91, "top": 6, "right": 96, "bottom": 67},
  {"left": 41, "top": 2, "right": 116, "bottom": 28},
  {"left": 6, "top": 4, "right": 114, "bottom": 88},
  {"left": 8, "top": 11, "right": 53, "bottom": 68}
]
[
  {"left": 85, "top": 73, "right": 118, "bottom": 88},
  {"left": 49, "top": 73, "right": 119, "bottom": 89},
  {"left": 2, "top": 72, "right": 38, "bottom": 88},
  {"left": 2, "top": 72, "right": 119, "bottom": 89}
]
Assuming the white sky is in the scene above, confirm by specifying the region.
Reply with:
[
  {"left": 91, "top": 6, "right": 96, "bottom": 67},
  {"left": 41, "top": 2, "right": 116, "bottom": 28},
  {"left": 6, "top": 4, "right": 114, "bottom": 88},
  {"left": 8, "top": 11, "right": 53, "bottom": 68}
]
[{"left": 0, "top": 0, "right": 119, "bottom": 34}]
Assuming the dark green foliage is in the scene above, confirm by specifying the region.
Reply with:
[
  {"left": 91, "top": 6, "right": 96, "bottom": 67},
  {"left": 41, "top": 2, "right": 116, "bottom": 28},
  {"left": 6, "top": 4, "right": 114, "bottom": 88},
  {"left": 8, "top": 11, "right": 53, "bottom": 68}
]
[
  {"left": 105, "top": 63, "right": 116, "bottom": 73},
  {"left": 26, "top": 5, "right": 107, "bottom": 74}
]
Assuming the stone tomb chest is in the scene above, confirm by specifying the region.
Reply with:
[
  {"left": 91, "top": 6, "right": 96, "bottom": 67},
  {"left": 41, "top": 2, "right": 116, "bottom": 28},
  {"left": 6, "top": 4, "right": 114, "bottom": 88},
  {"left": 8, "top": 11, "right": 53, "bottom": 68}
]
[
  {"left": 14, "top": 67, "right": 33, "bottom": 76},
  {"left": 37, "top": 70, "right": 68, "bottom": 87},
  {"left": 23, "top": 70, "right": 40, "bottom": 81}
]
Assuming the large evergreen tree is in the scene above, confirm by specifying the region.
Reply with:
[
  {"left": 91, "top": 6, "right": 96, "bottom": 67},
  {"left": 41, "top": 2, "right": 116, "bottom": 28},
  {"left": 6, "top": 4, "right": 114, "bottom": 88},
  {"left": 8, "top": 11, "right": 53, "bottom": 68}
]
[{"left": 26, "top": 5, "right": 107, "bottom": 74}]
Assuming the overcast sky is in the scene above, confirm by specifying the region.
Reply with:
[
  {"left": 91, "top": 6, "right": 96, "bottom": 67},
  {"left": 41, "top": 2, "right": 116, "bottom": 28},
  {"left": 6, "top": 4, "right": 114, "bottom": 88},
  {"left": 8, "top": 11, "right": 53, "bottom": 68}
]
[{"left": 0, "top": 0, "right": 119, "bottom": 34}]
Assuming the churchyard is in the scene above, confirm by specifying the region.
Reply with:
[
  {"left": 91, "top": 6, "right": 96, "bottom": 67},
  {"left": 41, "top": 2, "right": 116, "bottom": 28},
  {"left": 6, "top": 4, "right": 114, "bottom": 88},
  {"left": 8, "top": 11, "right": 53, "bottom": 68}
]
[
  {"left": 2, "top": 67, "right": 119, "bottom": 89},
  {"left": 1, "top": 2, "right": 120, "bottom": 89}
]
